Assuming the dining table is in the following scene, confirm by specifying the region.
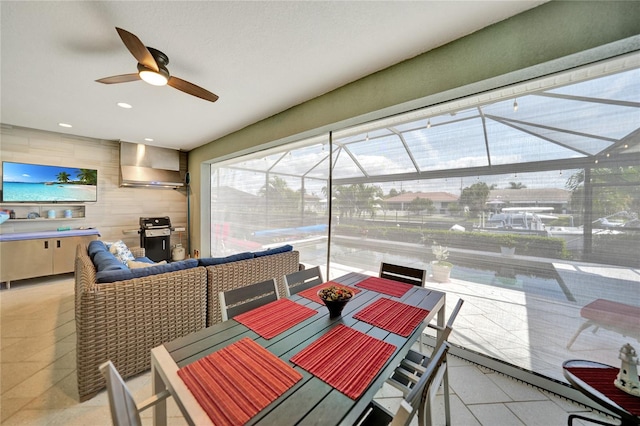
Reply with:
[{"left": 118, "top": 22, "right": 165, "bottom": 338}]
[{"left": 150, "top": 271, "right": 447, "bottom": 426}]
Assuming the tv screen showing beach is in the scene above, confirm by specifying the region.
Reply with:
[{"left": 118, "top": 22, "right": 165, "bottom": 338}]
[{"left": 2, "top": 162, "right": 97, "bottom": 202}]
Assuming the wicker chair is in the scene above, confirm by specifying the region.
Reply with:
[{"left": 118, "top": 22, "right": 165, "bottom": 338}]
[{"left": 74, "top": 244, "right": 207, "bottom": 401}]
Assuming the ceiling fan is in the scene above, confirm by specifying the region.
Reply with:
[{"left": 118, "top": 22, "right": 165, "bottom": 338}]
[{"left": 96, "top": 27, "right": 219, "bottom": 103}]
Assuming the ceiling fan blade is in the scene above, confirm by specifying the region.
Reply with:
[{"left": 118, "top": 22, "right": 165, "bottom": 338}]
[
  {"left": 168, "top": 76, "right": 219, "bottom": 103},
  {"left": 96, "top": 73, "right": 141, "bottom": 84},
  {"left": 115, "top": 27, "right": 159, "bottom": 72}
]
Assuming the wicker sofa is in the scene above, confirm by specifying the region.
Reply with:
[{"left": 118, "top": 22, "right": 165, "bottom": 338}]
[
  {"left": 74, "top": 243, "right": 208, "bottom": 401},
  {"left": 74, "top": 243, "right": 300, "bottom": 401},
  {"left": 205, "top": 249, "right": 300, "bottom": 326}
]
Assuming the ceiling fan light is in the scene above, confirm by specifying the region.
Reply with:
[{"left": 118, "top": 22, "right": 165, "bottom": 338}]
[
  {"left": 137, "top": 63, "right": 169, "bottom": 86},
  {"left": 139, "top": 69, "right": 168, "bottom": 86}
]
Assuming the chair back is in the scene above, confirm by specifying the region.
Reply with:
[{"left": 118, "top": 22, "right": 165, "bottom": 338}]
[
  {"left": 391, "top": 342, "right": 450, "bottom": 426},
  {"left": 284, "top": 266, "right": 324, "bottom": 297},
  {"left": 390, "top": 319, "right": 456, "bottom": 393},
  {"left": 380, "top": 263, "right": 426, "bottom": 287},
  {"left": 219, "top": 278, "right": 279, "bottom": 320},
  {"left": 99, "top": 361, "right": 142, "bottom": 426}
]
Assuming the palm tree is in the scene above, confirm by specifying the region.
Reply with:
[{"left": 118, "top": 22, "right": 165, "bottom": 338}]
[
  {"left": 333, "top": 184, "right": 382, "bottom": 218},
  {"left": 508, "top": 182, "right": 527, "bottom": 189},
  {"left": 333, "top": 185, "right": 356, "bottom": 218},
  {"left": 77, "top": 169, "right": 97, "bottom": 185},
  {"left": 56, "top": 171, "right": 70, "bottom": 183},
  {"left": 567, "top": 166, "right": 639, "bottom": 219},
  {"left": 259, "top": 176, "right": 299, "bottom": 212}
]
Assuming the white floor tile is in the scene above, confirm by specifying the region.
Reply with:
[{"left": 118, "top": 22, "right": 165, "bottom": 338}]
[
  {"left": 468, "top": 403, "right": 525, "bottom": 425},
  {"left": 1, "top": 273, "right": 623, "bottom": 426}
]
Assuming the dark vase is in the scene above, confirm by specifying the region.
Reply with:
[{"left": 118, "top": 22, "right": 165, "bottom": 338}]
[{"left": 323, "top": 299, "right": 348, "bottom": 319}]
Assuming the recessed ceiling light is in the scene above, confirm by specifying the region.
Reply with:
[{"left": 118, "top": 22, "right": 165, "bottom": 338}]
[
  {"left": 117, "top": 102, "right": 133, "bottom": 109},
  {"left": 144, "top": 138, "right": 154, "bottom": 142},
  {"left": 58, "top": 123, "right": 72, "bottom": 128}
]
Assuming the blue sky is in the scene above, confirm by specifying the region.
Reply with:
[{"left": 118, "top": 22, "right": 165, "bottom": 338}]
[{"left": 3, "top": 162, "right": 83, "bottom": 183}]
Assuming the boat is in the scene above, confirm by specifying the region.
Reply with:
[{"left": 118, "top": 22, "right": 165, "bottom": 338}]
[
  {"left": 480, "top": 207, "right": 557, "bottom": 233},
  {"left": 548, "top": 211, "right": 636, "bottom": 235}
]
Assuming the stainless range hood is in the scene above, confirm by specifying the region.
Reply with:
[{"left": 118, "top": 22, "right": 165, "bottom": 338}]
[{"left": 119, "top": 142, "right": 185, "bottom": 189}]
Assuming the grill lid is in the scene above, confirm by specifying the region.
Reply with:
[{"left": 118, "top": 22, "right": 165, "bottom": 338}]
[{"left": 140, "top": 216, "right": 172, "bottom": 229}]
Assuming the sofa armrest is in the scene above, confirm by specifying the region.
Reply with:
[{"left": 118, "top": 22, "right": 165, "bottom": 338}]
[{"left": 74, "top": 244, "right": 207, "bottom": 401}]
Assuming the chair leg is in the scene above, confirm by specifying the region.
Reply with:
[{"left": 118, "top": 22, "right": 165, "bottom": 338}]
[
  {"left": 152, "top": 364, "right": 168, "bottom": 426},
  {"left": 443, "top": 365, "right": 451, "bottom": 426},
  {"left": 567, "top": 320, "right": 594, "bottom": 349}
]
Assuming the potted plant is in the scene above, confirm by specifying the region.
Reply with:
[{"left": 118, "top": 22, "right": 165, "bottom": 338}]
[
  {"left": 499, "top": 235, "right": 516, "bottom": 257},
  {"left": 317, "top": 285, "right": 354, "bottom": 318},
  {"left": 431, "top": 243, "right": 452, "bottom": 283}
]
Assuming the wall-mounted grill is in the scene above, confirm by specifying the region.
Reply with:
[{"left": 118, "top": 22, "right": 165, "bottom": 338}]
[{"left": 139, "top": 216, "right": 172, "bottom": 262}]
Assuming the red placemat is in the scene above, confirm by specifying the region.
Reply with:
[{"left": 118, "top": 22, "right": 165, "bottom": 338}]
[
  {"left": 355, "top": 276, "right": 414, "bottom": 298},
  {"left": 178, "top": 337, "right": 302, "bottom": 426},
  {"left": 234, "top": 298, "right": 317, "bottom": 339},
  {"left": 566, "top": 366, "right": 640, "bottom": 417},
  {"left": 297, "top": 281, "right": 361, "bottom": 304},
  {"left": 290, "top": 324, "right": 396, "bottom": 399},
  {"left": 354, "top": 298, "right": 430, "bottom": 337}
]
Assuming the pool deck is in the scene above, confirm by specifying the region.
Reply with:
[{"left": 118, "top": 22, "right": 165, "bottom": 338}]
[{"left": 324, "top": 240, "right": 640, "bottom": 384}]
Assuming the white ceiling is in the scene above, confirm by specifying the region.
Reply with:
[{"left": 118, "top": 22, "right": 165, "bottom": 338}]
[{"left": 1, "top": 1, "right": 545, "bottom": 151}]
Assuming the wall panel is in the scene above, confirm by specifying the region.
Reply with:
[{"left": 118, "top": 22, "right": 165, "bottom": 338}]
[{"left": 0, "top": 126, "right": 188, "bottom": 250}]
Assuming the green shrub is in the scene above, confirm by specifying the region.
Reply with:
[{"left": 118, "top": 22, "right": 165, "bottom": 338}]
[{"left": 334, "top": 224, "right": 569, "bottom": 259}]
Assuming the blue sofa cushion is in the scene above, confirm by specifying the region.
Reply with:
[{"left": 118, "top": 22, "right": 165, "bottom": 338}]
[
  {"left": 253, "top": 244, "right": 293, "bottom": 257},
  {"left": 133, "top": 257, "right": 155, "bottom": 264},
  {"left": 93, "top": 250, "right": 128, "bottom": 272},
  {"left": 198, "top": 252, "right": 254, "bottom": 267},
  {"left": 88, "top": 240, "right": 109, "bottom": 260},
  {"left": 96, "top": 259, "right": 199, "bottom": 283}
]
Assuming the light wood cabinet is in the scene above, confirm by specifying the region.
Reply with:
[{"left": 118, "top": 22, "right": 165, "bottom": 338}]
[
  {"left": 0, "top": 233, "right": 97, "bottom": 286},
  {"left": 1, "top": 239, "right": 53, "bottom": 281}
]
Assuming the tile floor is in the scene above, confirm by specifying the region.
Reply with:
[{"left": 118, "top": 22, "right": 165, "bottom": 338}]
[{"left": 1, "top": 274, "right": 615, "bottom": 425}]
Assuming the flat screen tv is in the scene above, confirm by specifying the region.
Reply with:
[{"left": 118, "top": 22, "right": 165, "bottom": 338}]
[{"left": 2, "top": 161, "right": 97, "bottom": 202}]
